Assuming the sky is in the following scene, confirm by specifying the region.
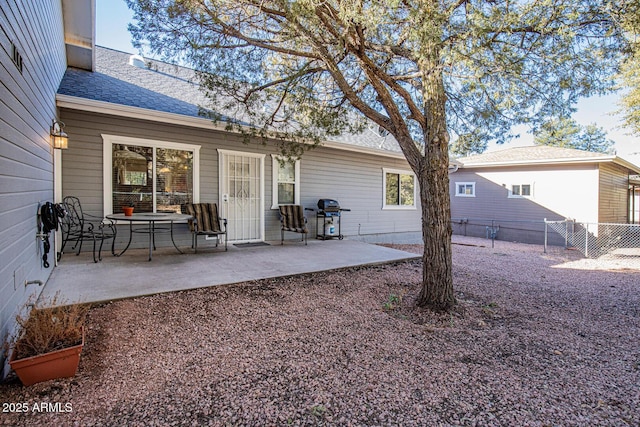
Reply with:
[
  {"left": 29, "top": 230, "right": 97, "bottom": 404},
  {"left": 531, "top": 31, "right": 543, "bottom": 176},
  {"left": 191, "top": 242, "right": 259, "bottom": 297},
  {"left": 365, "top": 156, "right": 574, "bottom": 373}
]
[{"left": 96, "top": 0, "right": 639, "bottom": 165}]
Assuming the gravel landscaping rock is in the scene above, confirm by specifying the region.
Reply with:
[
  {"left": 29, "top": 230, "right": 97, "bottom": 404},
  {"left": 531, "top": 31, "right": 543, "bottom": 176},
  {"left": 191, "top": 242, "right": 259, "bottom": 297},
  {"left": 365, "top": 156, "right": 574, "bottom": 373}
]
[{"left": 1, "top": 237, "right": 638, "bottom": 426}]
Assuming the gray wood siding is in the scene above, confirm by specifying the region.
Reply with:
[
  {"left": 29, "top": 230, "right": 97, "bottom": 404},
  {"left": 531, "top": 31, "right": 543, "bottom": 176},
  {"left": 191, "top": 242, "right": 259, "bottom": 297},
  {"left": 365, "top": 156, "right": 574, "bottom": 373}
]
[
  {"left": 298, "top": 146, "right": 420, "bottom": 240},
  {"left": 0, "top": 1, "right": 67, "bottom": 377},
  {"left": 59, "top": 110, "right": 422, "bottom": 248},
  {"left": 598, "top": 163, "right": 630, "bottom": 223}
]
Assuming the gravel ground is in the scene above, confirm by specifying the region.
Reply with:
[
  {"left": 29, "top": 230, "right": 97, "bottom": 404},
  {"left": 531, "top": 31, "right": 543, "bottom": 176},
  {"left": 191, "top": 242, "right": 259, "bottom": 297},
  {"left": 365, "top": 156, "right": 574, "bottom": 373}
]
[{"left": 1, "top": 237, "right": 639, "bottom": 426}]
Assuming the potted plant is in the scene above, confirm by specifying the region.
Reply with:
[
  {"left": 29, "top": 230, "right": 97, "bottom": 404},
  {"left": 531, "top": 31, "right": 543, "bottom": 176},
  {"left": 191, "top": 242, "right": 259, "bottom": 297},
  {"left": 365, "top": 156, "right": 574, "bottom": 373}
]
[
  {"left": 122, "top": 201, "right": 135, "bottom": 216},
  {"left": 6, "top": 293, "right": 89, "bottom": 386},
  {"left": 122, "top": 190, "right": 141, "bottom": 216}
]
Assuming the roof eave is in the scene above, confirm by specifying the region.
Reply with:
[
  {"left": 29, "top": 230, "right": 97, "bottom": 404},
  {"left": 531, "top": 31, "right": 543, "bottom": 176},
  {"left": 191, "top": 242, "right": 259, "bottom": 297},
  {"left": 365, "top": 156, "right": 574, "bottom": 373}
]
[
  {"left": 62, "top": 0, "right": 95, "bottom": 71},
  {"left": 460, "top": 156, "right": 640, "bottom": 174},
  {"left": 56, "top": 94, "right": 406, "bottom": 159}
]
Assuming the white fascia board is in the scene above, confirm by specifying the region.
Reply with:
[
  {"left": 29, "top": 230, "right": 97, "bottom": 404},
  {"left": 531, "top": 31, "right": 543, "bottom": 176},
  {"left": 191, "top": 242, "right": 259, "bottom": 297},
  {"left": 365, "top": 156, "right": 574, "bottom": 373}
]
[
  {"left": 612, "top": 157, "right": 640, "bottom": 174},
  {"left": 461, "top": 156, "right": 640, "bottom": 174},
  {"left": 56, "top": 94, "right": 407, "bottom": 159},
  {"left": 56, "top": 94, "right": 229, "bottom": 132},
  {"left": 461, "top": 157, "right": 611, "bottom": 168}
]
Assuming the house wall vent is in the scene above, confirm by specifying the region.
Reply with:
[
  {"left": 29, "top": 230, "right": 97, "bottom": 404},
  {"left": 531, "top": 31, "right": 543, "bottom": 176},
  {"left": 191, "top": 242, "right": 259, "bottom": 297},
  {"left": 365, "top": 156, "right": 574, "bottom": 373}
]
[
  {"left": 128, "top": 54, "right": 146, "bottom": 68},
  {"left": 11, "top": 41, "right": 24, "bottom": 73}
]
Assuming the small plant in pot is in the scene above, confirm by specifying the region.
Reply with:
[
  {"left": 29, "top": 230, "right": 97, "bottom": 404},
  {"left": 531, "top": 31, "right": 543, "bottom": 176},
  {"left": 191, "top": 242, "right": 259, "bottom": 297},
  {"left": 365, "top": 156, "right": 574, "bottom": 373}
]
[
  {"left": 122, "top": 201, "right": 135, "bottom": 216},
  {"left": 6, "top": 292, "right": 89, "bottom": 386}
]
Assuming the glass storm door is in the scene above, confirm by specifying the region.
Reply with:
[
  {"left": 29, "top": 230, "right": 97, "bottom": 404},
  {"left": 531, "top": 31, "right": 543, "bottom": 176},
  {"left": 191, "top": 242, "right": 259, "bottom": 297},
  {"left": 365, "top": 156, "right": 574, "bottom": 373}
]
[{"left": 218, "top": 150, "right": 264, "bottom": 242}]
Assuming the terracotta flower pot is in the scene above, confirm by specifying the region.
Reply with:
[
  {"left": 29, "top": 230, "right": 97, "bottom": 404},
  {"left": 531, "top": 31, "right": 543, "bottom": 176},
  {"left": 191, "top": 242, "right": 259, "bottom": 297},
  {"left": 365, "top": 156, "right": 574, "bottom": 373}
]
[
  {"left": 122, "top": 206, "right": 134, "bottom": 216},
  {"left": 9, "top": 328, "right": 84, "bottom": 386}
]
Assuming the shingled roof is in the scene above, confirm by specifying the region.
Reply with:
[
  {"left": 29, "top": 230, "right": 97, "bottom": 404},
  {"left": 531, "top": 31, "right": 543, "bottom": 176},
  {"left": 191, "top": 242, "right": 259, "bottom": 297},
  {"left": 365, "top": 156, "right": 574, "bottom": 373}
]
[
  {"left": 456, "top": 145, "right": 640, "bottom": 173},
  {"left": 58, "top": 47, "right": 255, "bottom": 125},
  {"left": 57, "top": 46, "right": 402, "bottom": 156}
]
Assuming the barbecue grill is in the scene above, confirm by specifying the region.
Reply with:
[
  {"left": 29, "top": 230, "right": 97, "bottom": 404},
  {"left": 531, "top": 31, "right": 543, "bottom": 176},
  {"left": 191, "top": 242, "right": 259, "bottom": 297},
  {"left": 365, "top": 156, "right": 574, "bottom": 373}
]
[{"left": 316, "top": 199, "right": 350, "bottom": 240}]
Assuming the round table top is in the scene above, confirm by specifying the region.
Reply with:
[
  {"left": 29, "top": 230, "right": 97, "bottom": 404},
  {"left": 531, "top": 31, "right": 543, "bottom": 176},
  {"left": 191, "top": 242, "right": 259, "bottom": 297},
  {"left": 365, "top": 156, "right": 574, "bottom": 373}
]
[{"left": 106, "top": 212, "right": 193, "bottom": 222}]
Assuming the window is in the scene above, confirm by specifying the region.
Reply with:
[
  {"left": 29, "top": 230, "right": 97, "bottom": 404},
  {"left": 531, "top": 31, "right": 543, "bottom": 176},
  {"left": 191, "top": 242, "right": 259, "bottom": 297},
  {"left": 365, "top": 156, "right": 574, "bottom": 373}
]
[
  {"left": 510, "top": 184, "right": 532, "bottom": 198},
  {"left": 271, "top": 155, "right": 300, "bottom": 208},
  {"left": 383, "top": 168, "right": 416, "bottom": 209},
  {"left": 455, "top": 182, "right": 476, "bottom": 197},
  {"left": 103, "top": 135, "right": 200, "bottom": 215}
]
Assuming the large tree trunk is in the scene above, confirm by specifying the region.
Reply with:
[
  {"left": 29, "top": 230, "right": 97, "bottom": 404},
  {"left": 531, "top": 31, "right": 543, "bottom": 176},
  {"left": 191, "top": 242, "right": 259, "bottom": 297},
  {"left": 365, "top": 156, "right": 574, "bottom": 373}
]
[
  {"left": 415, "top": 149, "right": 454, "bottom": 311},
  {"left": 415, "top": 54, "right": 455, "bottom": 311}
]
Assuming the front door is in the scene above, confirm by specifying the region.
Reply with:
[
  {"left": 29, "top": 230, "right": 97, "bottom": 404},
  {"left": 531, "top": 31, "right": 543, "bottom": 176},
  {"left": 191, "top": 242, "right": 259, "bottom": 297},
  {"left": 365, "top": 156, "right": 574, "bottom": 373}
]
[{"left": 218, "top": 150, "right": 265, "bottom": 242}]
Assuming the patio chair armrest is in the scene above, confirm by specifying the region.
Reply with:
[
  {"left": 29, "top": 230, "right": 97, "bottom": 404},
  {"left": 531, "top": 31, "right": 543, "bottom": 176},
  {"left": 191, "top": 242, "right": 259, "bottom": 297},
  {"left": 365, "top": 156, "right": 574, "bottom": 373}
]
[
  {"left": 96, "top": 219, "right": 117, "bottom": 238},
  {"left": 84, "top": 212, "right": 106, "bottom": 222},
  {"left": 86, "top": 216, "right": 114, "bottom": 229}
]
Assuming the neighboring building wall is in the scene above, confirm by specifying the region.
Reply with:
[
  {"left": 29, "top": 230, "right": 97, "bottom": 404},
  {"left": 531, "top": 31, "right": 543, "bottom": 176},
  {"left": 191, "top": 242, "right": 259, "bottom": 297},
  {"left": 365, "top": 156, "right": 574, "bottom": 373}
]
[
  {"left": 0, "top": 2, "right": 67, "bottom": 377},
  {"left": 59, "top": 109, "right": 422, "bottom": 248},
  {"left": 450, "top": 164, "right": 600, "bottom": 244},
  {"left": 598, "top": 163, "right": 630, "bottom": 224}
]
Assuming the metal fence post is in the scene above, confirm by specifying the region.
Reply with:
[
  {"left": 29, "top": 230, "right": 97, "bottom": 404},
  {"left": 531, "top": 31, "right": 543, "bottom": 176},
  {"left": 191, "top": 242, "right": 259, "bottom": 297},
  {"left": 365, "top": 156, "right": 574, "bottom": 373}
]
[
  {"left": 585, "top": 223, "right": 589, "bottom": 257},
  {"left": 491, "top": 219, "right": 495, "bottom": 249},
  {"left": 544, "top": 218, "right": 547, "bottom": 253}
]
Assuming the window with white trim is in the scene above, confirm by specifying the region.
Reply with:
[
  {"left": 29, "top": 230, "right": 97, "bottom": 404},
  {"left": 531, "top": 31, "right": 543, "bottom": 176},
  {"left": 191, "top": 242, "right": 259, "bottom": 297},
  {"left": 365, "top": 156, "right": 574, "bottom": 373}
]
[
  {"left": 271, "top": 155, "right": 300, "bottom": 208},
  {"left": 509, "top": 184, "right": 532, "bottom": 198},
  {"left": 103, "top": 135, "right": 200, "bottom": 215},
  {"left": 383, "top": 168, "right": 416, "bottom": 209},
  {"left": 455, "top": 182, "right": 476, "bottom": 197}
]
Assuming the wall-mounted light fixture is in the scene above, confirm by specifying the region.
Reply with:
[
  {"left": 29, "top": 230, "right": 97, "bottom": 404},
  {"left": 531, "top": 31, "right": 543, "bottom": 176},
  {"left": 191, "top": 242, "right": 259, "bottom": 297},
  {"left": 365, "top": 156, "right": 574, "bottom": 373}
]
[{"left": 51, "top": 120, "right": 68, "bottom": 150}]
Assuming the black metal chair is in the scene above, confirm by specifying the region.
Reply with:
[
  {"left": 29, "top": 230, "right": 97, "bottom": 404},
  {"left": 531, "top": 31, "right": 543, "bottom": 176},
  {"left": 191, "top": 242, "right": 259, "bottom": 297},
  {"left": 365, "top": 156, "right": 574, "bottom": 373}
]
[
  {"left": 279, "top": 205, "right": 308, "bottom": 245},
  {"left": 60, "top": 196, "right": 116, "bottom": 262},
  {"left": 181, "top": 203, "right": 228, "bottom": 253}
]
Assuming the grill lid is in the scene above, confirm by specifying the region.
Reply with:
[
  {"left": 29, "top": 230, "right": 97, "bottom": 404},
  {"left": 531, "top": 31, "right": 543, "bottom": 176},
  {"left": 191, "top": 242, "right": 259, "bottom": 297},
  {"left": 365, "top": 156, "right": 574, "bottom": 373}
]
[{"left": 317, "top": 199, "right": 340, "bottom": 211}]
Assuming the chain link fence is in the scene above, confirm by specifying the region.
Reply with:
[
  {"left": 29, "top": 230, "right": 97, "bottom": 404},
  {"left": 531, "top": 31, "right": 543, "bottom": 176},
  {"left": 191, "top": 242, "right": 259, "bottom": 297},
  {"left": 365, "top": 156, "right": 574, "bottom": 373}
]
[
  {"left": 545, "top": 219, "right": 640, "bottom": 261},
  {"left": 451, "top": 217, "right": 640, "bottom": 267},
  {"left": 451, "top": 217, "right": 566, "bottom": 248}
]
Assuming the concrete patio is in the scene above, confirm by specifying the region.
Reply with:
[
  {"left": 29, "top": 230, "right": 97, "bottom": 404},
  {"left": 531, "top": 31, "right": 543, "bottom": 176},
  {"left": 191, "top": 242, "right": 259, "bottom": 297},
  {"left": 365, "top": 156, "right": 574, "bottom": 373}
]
[{"left": 41, "top": 239, "right": 420, "bottom": 304}]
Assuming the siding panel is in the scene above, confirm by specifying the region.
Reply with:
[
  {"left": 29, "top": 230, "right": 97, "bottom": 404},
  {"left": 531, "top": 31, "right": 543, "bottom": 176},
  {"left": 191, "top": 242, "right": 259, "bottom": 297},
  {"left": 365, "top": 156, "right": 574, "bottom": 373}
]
[
  {"left": 598, "top": 163, "right": 630, "bottom": 223},
  {"left": 0, "top": 1, "right": 66, "bottom": 379}
]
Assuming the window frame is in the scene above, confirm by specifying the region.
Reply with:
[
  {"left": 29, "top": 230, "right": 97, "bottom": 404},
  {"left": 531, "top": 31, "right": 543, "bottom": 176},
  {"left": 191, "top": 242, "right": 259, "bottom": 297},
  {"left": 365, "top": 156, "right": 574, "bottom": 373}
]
[
  {"left": 271, "top": 154, "right": 300, "bottom": 209},
  {"left": 455, "top": 182, "right": 476, "bottom": 198},
  {"left": 103, "top": 134, "right": 200, "bottom": 216},
  {"left": 508, "top": 183, "right": 533, "bottom": 198},
  {"left": 382, "top": 168, "right": 417, "bottom": 210}
]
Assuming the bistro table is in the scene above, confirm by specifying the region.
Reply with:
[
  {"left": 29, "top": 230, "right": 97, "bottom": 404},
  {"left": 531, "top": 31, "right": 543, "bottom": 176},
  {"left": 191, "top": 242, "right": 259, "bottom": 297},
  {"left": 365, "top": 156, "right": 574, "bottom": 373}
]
[{"left": 106, "top": 212, "right": 193, "bottom": 261}]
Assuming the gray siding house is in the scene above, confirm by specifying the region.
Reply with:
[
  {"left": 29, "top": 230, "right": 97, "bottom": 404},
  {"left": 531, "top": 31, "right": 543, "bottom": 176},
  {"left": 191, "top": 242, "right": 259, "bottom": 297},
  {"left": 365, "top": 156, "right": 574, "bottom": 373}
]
[
  {"left": 56, "top": 47, "right": 422, "bottom": 247},
  {"left": 450, "top": 146, "right": 640, "bottom": 244},
  {"left": 1, "top": 0, "right": 94, "bottom": 378}
]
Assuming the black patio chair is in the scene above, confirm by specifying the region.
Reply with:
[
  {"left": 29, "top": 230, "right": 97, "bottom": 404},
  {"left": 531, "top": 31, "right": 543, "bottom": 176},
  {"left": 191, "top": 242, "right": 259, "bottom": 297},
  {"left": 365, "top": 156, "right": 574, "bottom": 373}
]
[
  {"left": 181, "top": 203, "right": 228, "bottom": 253},
  {"left": 60, "top": 196, "right": 116, "bottom": 262},
  {"left": 279, "top": 204, "right": 308, "bottom": 245}
]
